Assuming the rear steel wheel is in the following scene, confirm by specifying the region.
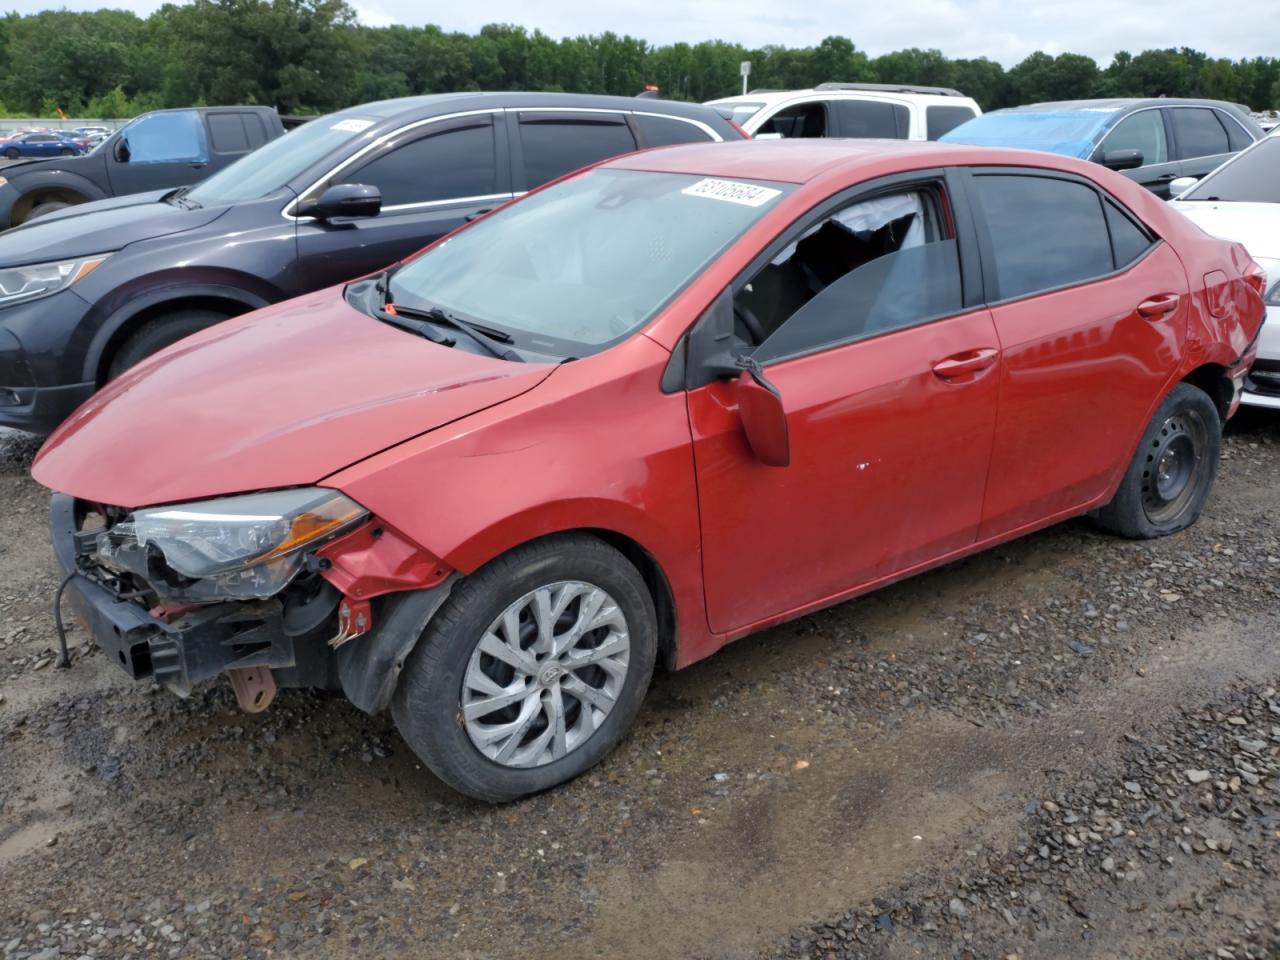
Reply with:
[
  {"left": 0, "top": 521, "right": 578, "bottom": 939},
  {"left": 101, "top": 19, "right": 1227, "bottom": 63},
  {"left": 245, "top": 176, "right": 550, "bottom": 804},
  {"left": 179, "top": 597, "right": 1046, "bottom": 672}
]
[
  {"left": 1094, "top": 382, "right": 1220, "bottom": 539},
  {"left": 1140, "top": 410, "right": 1208, "bottom": 525},
  {"left": 462, "top": 581, "right": 630, "bottom": 768}
]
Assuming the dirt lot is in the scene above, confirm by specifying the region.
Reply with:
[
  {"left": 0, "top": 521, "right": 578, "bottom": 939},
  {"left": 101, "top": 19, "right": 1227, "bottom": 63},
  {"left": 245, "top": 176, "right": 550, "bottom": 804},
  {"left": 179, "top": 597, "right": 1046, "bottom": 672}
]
[{"left": 1, "top": 413, "right": 1278, "bottom": 960}]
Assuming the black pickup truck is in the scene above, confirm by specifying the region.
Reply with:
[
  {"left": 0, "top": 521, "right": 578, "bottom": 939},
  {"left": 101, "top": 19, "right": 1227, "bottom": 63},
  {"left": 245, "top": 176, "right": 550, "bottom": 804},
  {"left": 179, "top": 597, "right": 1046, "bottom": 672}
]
[{"left": 0, "top": 106, "right": 284, "bottom": 229}]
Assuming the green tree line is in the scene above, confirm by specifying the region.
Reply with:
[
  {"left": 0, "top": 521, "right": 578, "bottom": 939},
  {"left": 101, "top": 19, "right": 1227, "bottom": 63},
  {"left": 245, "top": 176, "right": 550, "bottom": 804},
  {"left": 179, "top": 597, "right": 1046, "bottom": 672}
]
[{"left": 0, "top": 0, "right": 1276, "bottom": 118}]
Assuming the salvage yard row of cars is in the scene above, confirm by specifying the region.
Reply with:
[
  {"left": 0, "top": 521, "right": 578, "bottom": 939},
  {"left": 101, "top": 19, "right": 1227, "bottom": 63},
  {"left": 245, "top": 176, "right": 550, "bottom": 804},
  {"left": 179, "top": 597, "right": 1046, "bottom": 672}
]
[{"left": 4, "top": 84, "right": 1272, "bottom": 801}]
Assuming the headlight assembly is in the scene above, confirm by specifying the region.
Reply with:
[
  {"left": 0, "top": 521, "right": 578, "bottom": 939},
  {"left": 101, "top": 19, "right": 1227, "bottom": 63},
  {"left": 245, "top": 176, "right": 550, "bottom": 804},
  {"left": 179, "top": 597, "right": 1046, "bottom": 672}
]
[
  {"left": 1266, "top": 278, "right": 1280, "bottom": 307},
  {"left": 97, "top": 487, "right": 368, "bottom": 600},
  {"left": 0, "top": 253, "right": 110, "bottom": 306}
]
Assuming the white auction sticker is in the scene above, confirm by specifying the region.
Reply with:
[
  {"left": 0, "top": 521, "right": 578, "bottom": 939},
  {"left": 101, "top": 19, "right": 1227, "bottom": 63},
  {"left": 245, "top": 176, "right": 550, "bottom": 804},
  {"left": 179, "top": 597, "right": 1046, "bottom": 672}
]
[
  {"left": 681, "top": 178, "right": 782, "bottom": 207},
  {"left": 331, "top": 118, "right": 375, "bottom": 133}
]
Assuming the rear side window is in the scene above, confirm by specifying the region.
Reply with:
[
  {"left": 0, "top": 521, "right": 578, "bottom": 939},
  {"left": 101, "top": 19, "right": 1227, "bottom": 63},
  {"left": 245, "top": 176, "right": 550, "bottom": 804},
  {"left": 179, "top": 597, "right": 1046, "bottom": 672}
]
[
  {"left": 342, "top": 118, "right": 498, "bottom": 207},
  {"left": 833, "top": 100, "right": 909, "bottom": 139},
  {"left": 757, "top": 103, "right": 827, "bottom": 138},
  {"left": 1170, "top": 108, "right": 1229, "bottom": 160},
  {"left": 1104, "top": 200, "right": 1154, "bottom": 268},
  {"left": 633, "top": 114, "right": 713, "bottom": 147},
  {"left": 1218, "top": 111, "right": 1253, "bottom": 152},
  {"left": 518, "top": 114, "right": 636, "bottom": 189},
  {"left": 244, "top": 113, "right": 269, "bottom": 149},
  {"left": 973, "top": 174, "right": 1114, "bottom": 301},
  {"left": 207, "top": 113, "right": 250, "bottom": 153},
  {"left": 926, "top": 105, "right": 977, "bottom": 140}
]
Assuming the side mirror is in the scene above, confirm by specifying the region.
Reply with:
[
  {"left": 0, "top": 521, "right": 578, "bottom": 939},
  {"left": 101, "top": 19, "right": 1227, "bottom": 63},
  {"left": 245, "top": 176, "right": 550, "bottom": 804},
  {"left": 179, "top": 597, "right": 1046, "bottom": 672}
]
[
  {"left": 735, "top": 366, "right": 790, "bottom": 467},
  {"left": 1096, "top": 148, "right": 1144, "bottom": 171},
  {"left": 1168, "top": 175, "right": 1200, "bottom": 196},
  {"left": 297, "top": 183, "right": 382, "bottom": 221},
  {"left": 112, "top": 137, "right": 130, "bottom": 163}
]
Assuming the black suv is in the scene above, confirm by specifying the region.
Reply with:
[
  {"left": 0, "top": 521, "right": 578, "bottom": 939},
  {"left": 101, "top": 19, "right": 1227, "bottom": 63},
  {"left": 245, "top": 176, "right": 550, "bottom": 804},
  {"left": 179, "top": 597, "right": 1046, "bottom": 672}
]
[
  {"left": 0, "top": 92, "right": 741, "bottom": 433},
  {"left": 0, "top": 107, "right": 284, "bottom": 228}
]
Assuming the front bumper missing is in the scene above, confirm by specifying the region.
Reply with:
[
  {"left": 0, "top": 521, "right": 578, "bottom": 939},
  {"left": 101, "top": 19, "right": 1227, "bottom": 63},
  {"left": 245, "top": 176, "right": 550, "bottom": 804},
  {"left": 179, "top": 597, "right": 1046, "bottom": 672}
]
[{"left": 49, "top": 494, "right": 326, "bottom": 696}]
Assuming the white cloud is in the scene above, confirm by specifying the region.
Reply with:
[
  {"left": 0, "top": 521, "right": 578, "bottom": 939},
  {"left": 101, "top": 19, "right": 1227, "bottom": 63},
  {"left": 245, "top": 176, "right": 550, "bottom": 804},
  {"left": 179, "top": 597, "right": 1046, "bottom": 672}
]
[{"left": 6, "top": 0, "right": 1277, "bottom": 68}]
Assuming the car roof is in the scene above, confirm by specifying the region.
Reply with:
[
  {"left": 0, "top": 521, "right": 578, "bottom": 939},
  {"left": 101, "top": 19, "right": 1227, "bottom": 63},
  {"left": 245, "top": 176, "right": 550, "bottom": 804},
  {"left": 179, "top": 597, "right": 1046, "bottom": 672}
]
[
  {"left": 333, "top": 91, "right": 727, "bottom": 124},
  {"left": 709, "top": 87, "right": 977, "bottom": 108},
  {"left": 997, "top": 97, "right": 1248, "bottom": 115},
  {"left": 605, "top": 137, "right": 1085, "bottom": 184}
]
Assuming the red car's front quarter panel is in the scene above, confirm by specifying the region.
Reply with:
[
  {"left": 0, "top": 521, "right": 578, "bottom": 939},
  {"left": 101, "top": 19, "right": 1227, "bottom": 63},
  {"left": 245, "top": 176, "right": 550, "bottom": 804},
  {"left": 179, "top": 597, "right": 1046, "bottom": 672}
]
[{"left": 321, "top": 334, "right": 716, "bottom": 666}]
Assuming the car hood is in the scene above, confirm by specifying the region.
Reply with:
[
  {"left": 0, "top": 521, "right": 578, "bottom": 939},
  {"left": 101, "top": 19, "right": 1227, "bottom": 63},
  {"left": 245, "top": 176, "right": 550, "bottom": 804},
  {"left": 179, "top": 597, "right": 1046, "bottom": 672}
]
[
  {"left": 0, "top": 191, "right": 226, "bottom": 263},
  {"left": 1168, "top": 201, "right": 1280, "bottom": 261},
  {"left": 32, "top": 289, "right": 557, "bottom": 508}
]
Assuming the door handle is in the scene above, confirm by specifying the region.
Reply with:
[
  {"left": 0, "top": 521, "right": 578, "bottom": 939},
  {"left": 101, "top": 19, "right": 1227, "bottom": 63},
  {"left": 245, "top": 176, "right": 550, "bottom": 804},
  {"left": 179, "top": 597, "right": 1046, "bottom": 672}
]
[
  {"left": 465, "top": 208, "right": 493, "bottom": 222},
  {"left": 1150, "top": 174, "right": 1177, "bottom": 183},
  {"left": 189, "top": 162, "right": 206, "bottom": 169},
  {"left": 931, "top": 347, "right": 999, "bottom": 381},
  {"left": 1137, "top": 293, "right": 1180, "bottom": 319}
]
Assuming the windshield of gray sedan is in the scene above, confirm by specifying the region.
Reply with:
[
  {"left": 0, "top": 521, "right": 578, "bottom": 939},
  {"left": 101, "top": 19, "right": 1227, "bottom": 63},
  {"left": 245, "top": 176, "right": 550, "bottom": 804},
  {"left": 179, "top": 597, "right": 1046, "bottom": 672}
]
[{"left": 386, "top": 168, "right": 793, "bottom": 354}]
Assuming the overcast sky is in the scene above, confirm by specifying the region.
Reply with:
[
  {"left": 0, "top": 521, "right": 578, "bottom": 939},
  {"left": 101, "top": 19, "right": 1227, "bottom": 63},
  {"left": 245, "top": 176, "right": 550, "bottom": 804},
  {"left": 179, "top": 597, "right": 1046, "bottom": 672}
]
[{"left": 7, "top": 0, "right": 1279, "bottom": 68}]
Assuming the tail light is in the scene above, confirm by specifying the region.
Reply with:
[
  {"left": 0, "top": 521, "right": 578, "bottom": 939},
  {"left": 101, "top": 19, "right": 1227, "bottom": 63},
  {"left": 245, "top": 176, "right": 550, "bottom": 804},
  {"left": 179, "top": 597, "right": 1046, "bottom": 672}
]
[
  {"left": 1243, "top": 258, "right": 1267, "bottom": 299},
  {"left": 728, "top": 120, "right": 751, "bottom": 140}
]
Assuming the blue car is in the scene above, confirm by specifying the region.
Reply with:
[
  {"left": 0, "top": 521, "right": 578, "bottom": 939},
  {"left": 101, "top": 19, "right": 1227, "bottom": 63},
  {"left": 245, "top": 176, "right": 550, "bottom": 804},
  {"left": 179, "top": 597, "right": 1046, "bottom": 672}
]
[
  {"left": 0, "top": 131, "right": 84, "bottom": 160},
  {"left": 941, "top": 98, "right": 1264, "bottom": 198}
]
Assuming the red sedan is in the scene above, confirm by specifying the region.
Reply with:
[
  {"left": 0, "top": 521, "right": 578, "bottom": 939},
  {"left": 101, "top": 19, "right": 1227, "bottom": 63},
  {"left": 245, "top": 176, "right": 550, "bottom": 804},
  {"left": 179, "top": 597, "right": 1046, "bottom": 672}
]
[{"left": 33, "top": 140, "right": 1265, "bottom": 801}]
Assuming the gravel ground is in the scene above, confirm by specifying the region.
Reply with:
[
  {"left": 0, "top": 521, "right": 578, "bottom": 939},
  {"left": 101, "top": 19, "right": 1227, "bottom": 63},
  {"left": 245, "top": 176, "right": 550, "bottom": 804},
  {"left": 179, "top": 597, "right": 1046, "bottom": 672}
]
[{"left": 1, "top": 411, "right": 1278, "bottom": 960}]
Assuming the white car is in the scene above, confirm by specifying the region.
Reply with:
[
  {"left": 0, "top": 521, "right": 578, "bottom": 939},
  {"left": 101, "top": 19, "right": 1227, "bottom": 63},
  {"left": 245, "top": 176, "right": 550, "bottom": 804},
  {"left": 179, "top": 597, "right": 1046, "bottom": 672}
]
[
  {"left": 707, "top": 83, "right": 981, "bottom": 142},
  {"left": 1169, "top": 132, "right": 1280, "bottom": 409}
]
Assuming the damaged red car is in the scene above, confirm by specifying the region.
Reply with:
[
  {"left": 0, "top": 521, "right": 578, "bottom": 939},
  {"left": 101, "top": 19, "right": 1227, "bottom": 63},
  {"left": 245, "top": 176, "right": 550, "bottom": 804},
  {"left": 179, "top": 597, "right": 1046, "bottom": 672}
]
[{"left": 33, "top": 140, "right": 1265, "bottom": 801}]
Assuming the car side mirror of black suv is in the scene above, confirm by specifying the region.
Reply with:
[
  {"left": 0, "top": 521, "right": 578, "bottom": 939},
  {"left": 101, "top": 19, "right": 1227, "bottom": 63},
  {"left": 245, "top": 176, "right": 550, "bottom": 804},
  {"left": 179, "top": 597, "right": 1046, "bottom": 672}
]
[
  {"left": 112, "top": 137, "right": 130, "bottom": 163},
  {"left": 1096, "top": 148, "right": 1144, "bottom": 171},
  {"left": 298, "top": 183, "right": 382, "bottom": 221}
]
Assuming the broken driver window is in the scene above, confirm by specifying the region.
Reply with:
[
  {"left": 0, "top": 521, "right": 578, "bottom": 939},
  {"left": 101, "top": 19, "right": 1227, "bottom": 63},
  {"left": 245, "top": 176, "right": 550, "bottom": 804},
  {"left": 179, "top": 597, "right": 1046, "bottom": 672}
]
[{"left": 738, "top": 186, "right": 964, "bottom": 363}]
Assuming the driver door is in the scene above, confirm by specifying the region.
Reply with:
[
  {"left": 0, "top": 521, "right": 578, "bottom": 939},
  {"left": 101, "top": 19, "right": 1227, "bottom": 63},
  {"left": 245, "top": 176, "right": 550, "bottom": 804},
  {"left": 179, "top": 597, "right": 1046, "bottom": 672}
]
[{"left": 686, "top": 173, "right": 1001, "bottom": 633}]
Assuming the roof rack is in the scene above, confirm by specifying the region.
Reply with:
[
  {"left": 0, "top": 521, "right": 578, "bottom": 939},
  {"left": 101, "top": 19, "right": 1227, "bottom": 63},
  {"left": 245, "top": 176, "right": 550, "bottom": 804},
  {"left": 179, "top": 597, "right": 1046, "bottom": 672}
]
[
  {"left": 747, "top": 88, "right": 786, "bottom": 94},
  {"left": 815, "top": 82, "right": 966, "bottom": 97}
]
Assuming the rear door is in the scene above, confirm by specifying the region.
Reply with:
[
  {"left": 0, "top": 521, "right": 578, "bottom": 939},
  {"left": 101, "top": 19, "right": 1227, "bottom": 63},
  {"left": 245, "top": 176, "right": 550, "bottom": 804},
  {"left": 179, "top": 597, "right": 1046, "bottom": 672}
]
[
  {"left": 291, "top": 111, "right": 511, "bottom": 294},
  {"left": 1093, "top": 108, "right": 1182, "bottom": 196},
  {"left": 105, "top": 110, "right": 212, "bottom": 194},
  {"left": 966, "top": 168, "right": 1188, "bottom": 539},
  {"left": 508, "top": 110, "right": 638, "bottom": 191},
  {"left": 1168, "top": 106, "right": 1236, "bottom": 183}
]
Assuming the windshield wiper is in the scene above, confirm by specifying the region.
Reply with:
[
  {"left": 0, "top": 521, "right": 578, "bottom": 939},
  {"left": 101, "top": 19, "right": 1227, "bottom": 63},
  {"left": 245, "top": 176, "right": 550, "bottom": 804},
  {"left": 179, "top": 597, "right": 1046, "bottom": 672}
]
[
  {"left": 389, "top": 303, "right": 523, "bottom": 362},
  {"left": 373, "top": 305, "right": 456, "bottom": 346}
]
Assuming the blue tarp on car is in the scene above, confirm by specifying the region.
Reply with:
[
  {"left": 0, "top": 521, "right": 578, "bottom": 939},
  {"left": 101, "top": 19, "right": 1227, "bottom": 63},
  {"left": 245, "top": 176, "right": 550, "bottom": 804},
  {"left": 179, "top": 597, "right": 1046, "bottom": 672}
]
[{"left": 940, "top": 110, "right": 1118, "bottom": 159}]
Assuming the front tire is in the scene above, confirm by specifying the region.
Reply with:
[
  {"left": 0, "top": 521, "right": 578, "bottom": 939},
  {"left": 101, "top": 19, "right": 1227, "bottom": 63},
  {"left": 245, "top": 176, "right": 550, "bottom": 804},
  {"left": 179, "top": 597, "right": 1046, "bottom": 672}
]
[
  {"left": 391, "top": 534, "right": 658, "bottom": 802},
  {"left": 3, "top": 148, "right": 17, "bottom": 160},
  {"left": 107, "top": 309, "right": 228, "bottom": 380},
  {"left": 27, "top": 200, "right": 72, "bottom": 222},
  {"left": 1094, "top": 383, "right": 1220, "bottom": 539}
]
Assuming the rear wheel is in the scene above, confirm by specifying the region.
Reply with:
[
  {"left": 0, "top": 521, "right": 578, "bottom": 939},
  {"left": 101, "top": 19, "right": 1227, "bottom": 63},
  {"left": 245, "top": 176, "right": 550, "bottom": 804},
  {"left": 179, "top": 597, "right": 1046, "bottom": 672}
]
[
  {"left": 107, "top": 309, "right": 228, "bottom": 380},
  {"left": 1094, "top": 383, "right": 1220, "bottom": 539},
  {"left": 391, "top": 534, "right": 657, "bottom": 802},
  {"left": 59, "top": 148, "right": 74, "bottom": 156}
]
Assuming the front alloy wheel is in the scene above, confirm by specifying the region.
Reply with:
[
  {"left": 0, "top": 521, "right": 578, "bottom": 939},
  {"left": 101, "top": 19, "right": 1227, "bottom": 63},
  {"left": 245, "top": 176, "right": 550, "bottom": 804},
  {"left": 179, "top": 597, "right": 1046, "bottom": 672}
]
[
  {"left": 392, "top": 534, "right": 657, "bottom": 802},
  {"left": 462, "top": 581, "right": 631, "bottom": 768}
]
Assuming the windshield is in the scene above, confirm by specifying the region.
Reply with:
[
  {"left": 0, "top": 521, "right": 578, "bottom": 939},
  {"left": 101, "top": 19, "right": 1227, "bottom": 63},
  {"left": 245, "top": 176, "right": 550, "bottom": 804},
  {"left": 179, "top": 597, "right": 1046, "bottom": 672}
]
[
  {"left": 940, "top": 110, "right": 1117, "bottom": 158},
  {"left": 1182, "top": 136, "right": 1280, "bottom": 203},
  {"left": 187, "top": 115, "right": 378, "bottom": 206},
  {"left": 712, "top": 101, "right": 766, "bottom": 125},
  {"left": 386, "top": 169, "right": 792, "bottom": 356}
]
